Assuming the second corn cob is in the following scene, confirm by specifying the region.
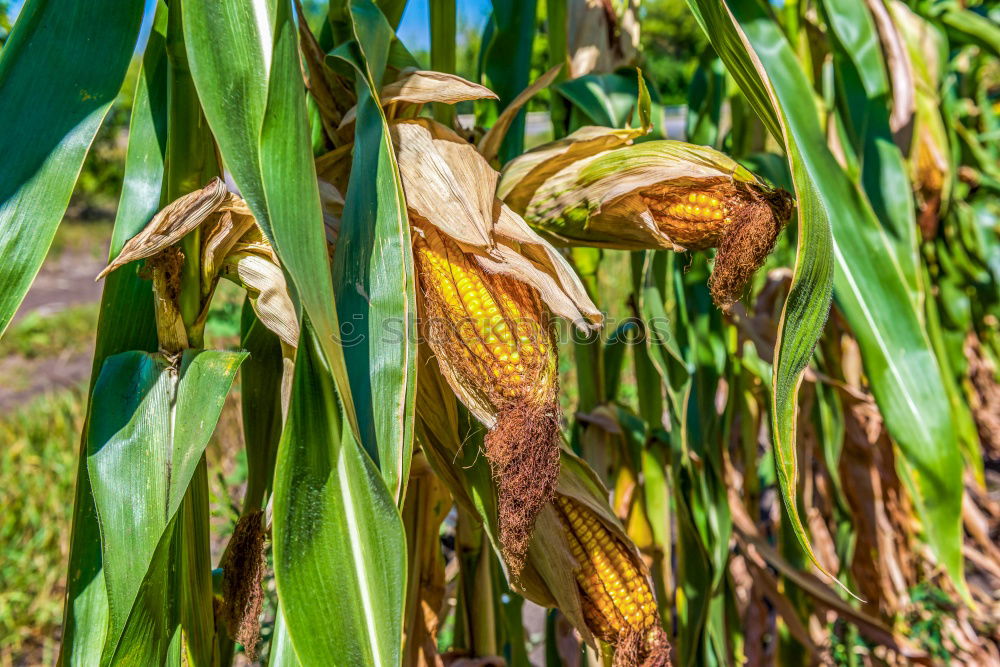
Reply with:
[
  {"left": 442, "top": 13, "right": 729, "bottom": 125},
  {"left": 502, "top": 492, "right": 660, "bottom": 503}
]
[{"left": 554, "top": 494, "right": 671, "bottom": 666}]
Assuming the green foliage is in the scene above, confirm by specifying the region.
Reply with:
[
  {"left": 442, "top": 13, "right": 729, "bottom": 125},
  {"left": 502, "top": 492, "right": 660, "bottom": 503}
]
[
  {"left": 639, "top": 0, "right": 708, "bottom": 104},
  {"left": 0, "top": 305, "right": 98, "bottom": 359}
]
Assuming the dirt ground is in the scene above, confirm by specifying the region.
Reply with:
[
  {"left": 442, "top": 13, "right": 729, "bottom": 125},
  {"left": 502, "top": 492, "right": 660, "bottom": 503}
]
[{"left": 0, "top": 244, "right": 106, "bottom": 413}]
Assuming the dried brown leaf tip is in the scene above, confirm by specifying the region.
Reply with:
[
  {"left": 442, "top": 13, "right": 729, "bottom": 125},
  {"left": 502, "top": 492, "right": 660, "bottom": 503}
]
[
  {"left": 554, "top": 494, "right": 671, "bottom": 666},
  {"left": 96, "top": 179, "right": 298, "bottom": 350},
  {"left": 500, "top": 135, "right": 794, "bottom": 309}
]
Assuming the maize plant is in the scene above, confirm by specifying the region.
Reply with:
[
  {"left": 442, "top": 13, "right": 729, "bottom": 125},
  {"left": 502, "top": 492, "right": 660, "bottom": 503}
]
[{"left": 1, "top": 0, "right": 999, "bottom": 665}]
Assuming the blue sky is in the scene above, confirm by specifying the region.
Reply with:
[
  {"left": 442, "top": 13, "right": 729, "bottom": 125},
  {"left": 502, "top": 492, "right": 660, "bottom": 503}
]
[{"left": 9, "top": 0, "right": 493, "bottom": 54}]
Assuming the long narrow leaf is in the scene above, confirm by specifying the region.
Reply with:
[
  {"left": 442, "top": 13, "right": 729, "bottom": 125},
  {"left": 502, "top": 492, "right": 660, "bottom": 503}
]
[
  {"left": 329, "top": 0, "right": 416, "bottom": 499},
  {"left": 59, "top": 10, "right": 168, "bottom": 660},
  {"left": 184, "top": 0, "right": 356, "bottom": 427},
  {"left": 0, "top": 0, "right": 143, "bottom": 336},
  {"left": 272, "top": 325, "right": 406, "bottom": 665},
  {"left": 691, "top": 0, "right": 966, "bottom": 596},
  {"left": 87, "top": 350, "right": 244, "bottom": 664}
]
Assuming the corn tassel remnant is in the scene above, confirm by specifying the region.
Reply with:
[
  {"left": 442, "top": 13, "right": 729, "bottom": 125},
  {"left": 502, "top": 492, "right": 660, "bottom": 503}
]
[
  {"left": 414, "top": 221, "right": 560, "bottom": 577},
  {"left": 555, "top": 495, "right": 671, "bottom": 666}
]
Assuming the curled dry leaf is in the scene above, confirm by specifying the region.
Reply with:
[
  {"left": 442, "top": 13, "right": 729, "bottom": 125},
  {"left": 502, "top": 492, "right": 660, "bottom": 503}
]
[
  {"left": 477, "top": 64, "right": 563, "bottom": 165},
  {"left": 97, "top": 177, "right": 227, "bottom": 280},
  {"left": 222, "top": 244, "right": 299, "bottom": 350},
  {"left": 339, "top": 69, "right": 498, "bottom": 129},
  {"left": 500, "top": 135, "right": 793, "bottom": 308},
  {"left": 97, "top": 178, "right": 298, "bottom": 354}
]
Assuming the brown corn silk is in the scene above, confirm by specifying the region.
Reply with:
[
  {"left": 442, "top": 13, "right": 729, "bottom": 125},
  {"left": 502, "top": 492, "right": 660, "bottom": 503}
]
[
  {"left": 554, "top": 494, "right": 670, "bottom": 666},
  {"left": 413, "top": 221, "right": 561, "bottom": 576},
  {"left": 643, "top": 178, "right": 793, "bottom": 308}
]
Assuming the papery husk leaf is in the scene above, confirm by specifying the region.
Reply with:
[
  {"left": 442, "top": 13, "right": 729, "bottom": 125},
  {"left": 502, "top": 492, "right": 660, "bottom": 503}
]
[
  {"left": 222, "top": 248, "right": 299, "bottom": 349},
  {"left": 202, "top": 209, "right": 257, "bottom": 292},
  {"left": 97, "top": 177, "right": 228, "bottom": 280},
  {"left": 392, "top": 118, "right": 602, "bottom": 330},
  {"left": 514, "top": 139, "right": 760, "bottom": 249},
  {"left": 392, "top": 120, "right": 498, "bottom": 250},
  {"left": 497, "top": 125, "right": 647, "bottom": 213},
  {"left": 339, "top": 69, "right": 498, "bottom": 128},
  {"left": 478, "top": 64, "right": 563, "bottom": 165}
]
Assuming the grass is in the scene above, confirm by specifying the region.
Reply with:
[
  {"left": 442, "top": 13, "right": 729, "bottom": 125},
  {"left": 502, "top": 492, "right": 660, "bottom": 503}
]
[
  {"left": 0, "top": 304, "right": 99, "bottom": 360},
  {"left": 0, "top": 388, "right": 85, "bottom": 665}
]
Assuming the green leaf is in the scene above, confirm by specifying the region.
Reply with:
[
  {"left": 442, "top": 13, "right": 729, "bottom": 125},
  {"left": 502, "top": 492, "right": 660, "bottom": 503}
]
[
  {"left": 59, "top": 10, "right": 168, "bottom": 660},
  {"left": 184, "top": 0, "right": 355, "bottom": 424},
  {"left": 0, "top": 0, "right": 143, "bottom": 336},
  {"left": 240, "top": 304, "right": 286, "bottom": 513},
  {"left": 556, "top": 70, "right": 655, "bottom": 131},
  {"left": 273, "top": 325, "right": 406, "bottom": 666},
  {"left": 823, "top": 0, "right": 919, "bottom": 293},
  {"left": 267, "top": 605, "right": 302, "bottom": 667},
  {"left": 87, "top": 349, "right": 245, "bottom": 664},
  {"left": 684, "top": 0, "right": 838, "bottom": 591},
  {"left": 692, "top": 0, "right": 966, "bottom": 598},
  {"left": 481, "top": 0, "right": 538, "bottom": 163},
  {"left": 938, "top": 5, "right": 1000, "bottom": 58},
  {"left": 329, "top": 0, "right": 417, "bottom": 500}
]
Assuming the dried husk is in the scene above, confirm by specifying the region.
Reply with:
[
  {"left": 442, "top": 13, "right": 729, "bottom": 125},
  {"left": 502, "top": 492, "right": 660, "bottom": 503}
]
[
  {"left": 98, "top": 180, "right": 299, "bottom": 353},
  {"left": 339, "top": 69, "right": 498, "bottom": 128},
  {"left": 478, "top": 64, "right": 563, "bottom": 165},
  {"left": 500, "top": 137, "right": 793, "bottom": 307},
  {"left": 97, "top": 177, "right": 228, "bottom": 280},
  {"left": 394, "top": 117, "right": 601, "bottom": 573},
  {"left": 392, "top": 118, "right": 602, "bottom": 330}
]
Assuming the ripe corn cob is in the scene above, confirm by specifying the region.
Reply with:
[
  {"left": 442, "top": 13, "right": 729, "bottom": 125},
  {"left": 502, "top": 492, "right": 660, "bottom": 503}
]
[
  {"left": 413, "top": 221, "right": 561, "bottom": 577},
  {"left": 413, "top": 224, "right": 555, "bottom": 407},
  {"left": 500, "top": 137, "right": 794, "bottom": 309},
  {"left": 555, "top": 495, "right": 670, "bottom": 666}
]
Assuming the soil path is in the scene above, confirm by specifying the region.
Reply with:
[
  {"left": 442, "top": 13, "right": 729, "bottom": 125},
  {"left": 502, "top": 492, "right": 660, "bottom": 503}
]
[{"left": 1, "top": 245, "right": 107, "bottom": 413}]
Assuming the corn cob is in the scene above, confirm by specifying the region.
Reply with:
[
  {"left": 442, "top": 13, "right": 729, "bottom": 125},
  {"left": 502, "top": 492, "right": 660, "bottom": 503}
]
[
  {"left": 640, "top": 182, "right": 735, "bottom": 251},
  {"left": 413, "top": 221, "right": 561, "bottom": 577},
  {"left": 413, "top": 224, "right": 554, "bottom": 406},
  {"left": 501, "top": 138, "right": 794, "bottom": 309},
  {"left": 555, "top": 495, "right": 670, "bottom": 666}
]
